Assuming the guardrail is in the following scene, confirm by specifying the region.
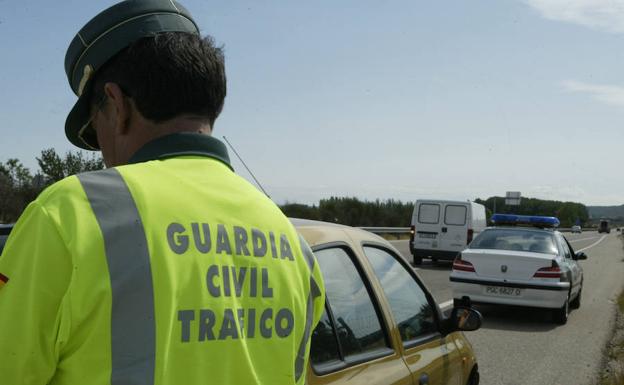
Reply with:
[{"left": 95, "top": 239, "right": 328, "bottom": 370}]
[
  {"left": 358, "top": 227, "right": 411, "bottom": 234},
  {"left": 359, "top": 226, "right": 598, "bottom": 234}
]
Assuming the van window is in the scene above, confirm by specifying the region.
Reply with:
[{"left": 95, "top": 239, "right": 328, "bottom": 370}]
[
  {"left": 311, "top": 247, "right": 389, "bottom": 364},
  {"left": 444, "top": 205, "right": 467, "bottom": 226},
  {"left": 418, "top": 203, "right": 440, "bottom": 224}
]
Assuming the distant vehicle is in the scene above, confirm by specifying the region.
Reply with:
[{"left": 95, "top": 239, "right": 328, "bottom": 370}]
[
  {"left": 409, "top": 200, "right": 487, "bottom": 265},
  {"left": 293, "top": 218, "right": 482, "bottom": 385},
  {"left": 571, "top": 225, "right": 582, "bottom": 234},
  {"left": 450, "top": 214, "right": 586, "bottom": 325},
  {"left": 0, "top": 224, "right": 12, "bottom": 255},
  {"left": 598, "top": 220, "right": 611, "bottom": 234}
]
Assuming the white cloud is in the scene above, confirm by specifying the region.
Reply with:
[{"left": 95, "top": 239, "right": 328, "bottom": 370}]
[
  {"left": 561, "top": 80, "right": 624, "bottom": 106},
  {"left": 525, "top": 0, "right": 624, "bottom": 33}
]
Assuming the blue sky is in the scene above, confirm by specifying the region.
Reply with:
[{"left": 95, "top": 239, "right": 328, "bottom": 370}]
[{"left": 1, "top": 0, "right": 623, "bottom": 205}]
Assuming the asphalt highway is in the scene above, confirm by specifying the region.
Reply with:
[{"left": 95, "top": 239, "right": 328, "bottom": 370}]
[{"left": 390, "top": 231, "right": 624, "bottom": 385}]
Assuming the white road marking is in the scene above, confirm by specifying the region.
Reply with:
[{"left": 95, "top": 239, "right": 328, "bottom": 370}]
[
  {"left": 577, "top": 235, "right": 607, "bottom": 252},
  {"left": 568, "top": 236, "right": 601, "bottom": 243}
]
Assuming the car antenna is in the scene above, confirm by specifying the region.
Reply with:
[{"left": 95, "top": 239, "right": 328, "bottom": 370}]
[{"left": 222, "top": 136, "right": 271, "bottom": 198}]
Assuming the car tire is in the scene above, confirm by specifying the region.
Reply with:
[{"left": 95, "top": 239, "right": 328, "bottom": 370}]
[
  {"left": 467, "top": 366, "right": 480, "bottom": 385},
  {"left": 413, "top": 255, "right": 423, "bottom": 265},
  {"left": 570, "top": 287, "right": 582, "bottom": 309},
  {"left": 553, "top": 295, "right": 570, "bottom": 325}
]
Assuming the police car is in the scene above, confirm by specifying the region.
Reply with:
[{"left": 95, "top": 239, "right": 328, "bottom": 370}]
[{"left": 449, "top": 214, "right": 586, "bottom": 325}]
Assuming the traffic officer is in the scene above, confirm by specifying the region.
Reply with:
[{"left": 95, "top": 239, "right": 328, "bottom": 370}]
[{"left": 0, "top": 1, "right": 325, "bottom": 384}]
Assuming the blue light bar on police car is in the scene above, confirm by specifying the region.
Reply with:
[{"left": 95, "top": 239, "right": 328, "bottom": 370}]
[{"left": 491, "top": 214, "right": 560, "bottom": 228}]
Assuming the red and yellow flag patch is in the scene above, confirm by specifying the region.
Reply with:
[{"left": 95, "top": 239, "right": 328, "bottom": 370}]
[{"left": 0, "top": 272, "right": 8, "bottom": 290}]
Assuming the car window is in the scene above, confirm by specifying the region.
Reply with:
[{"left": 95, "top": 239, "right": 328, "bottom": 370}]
[
  {"left": 444, "top": 205, "right": 467, "bottom": 226},
  {"left": 558, "top": 234, "right": 572, "bottom": 259},
  {"left": 311, "top": 247, "right": 389, "bottom": 365},
  {"left": 0, "top": 225, "right": 11, "bottom": 255},
  {"left": 470, "top": 229, "right": 558, "bottom": 254},
  {"left": 418, "top": 203, "right": 440, "bottom": 224},
  {"left": 0, "top": 236, "right": 7, "bottom": 255},
  {"left": 310, "top": 307, "right": 341, "bottom": 366},
  {"left": 363, "top": 246, "right": 438, "bottom": 343}
]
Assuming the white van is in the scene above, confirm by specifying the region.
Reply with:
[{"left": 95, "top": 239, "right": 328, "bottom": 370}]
[{"left": 409, "top": 200, "right": 487, "bottom": 265}]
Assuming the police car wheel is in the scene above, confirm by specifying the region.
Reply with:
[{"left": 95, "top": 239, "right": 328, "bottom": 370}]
[
  {"left": 570, "top": 287, "right": 582, "bottom": 309},
  {"left": 553, "top": 295, "right": 569, "bottom": 325}
]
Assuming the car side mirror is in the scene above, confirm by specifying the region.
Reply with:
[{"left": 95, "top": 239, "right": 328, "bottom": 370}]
[
  {"left": 574, "top": 252, "right": 587, "bottom": 260},
  {"left": 450, "top": 307, "right": 482, "bottom": 332}
]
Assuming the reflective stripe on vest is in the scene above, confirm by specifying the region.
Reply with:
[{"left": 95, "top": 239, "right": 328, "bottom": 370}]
[
  {"left": 78, "top": 168, "right": 156, "bottom": 385},
  {"left": 295, "top": 235, "right": 322, "bottom": 382}
]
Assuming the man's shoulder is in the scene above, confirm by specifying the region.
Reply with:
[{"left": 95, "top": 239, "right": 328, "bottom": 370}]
[{"left": 36, "top": 170, "right": 105, "bottom": 206}]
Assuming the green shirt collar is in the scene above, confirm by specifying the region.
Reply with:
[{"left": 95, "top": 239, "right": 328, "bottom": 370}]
[{"left": 128, "top": 132, "right": 232, "bottom": 170}]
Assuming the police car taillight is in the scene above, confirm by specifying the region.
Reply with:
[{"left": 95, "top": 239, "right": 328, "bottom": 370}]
[
  {"left": 452, "top": 254, "right": 475, "bottom": 272},
  {"left": 533, "top": 261, "right": 562, "bottom": 279}
]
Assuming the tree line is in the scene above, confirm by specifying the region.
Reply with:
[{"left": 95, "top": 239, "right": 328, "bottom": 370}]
[
  {"left": 281, "top": 196, "right": 589, "bottom": 228},
  {"left": 474, "top": 197, "right": 589, "bottom": 228},
  {"left": 280, "top": 197, "right": 414, "bottom": 227},
  {"left": 0, "top": 149, "right": 104, "bottom": 222},
  {"left": 0, "top": 150, "right": 589, "bottom": 228}
]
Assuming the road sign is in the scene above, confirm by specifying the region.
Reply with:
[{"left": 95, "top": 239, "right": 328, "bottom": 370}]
[{"left": 505, "top": 191, "right": 521, "bottom": 206}]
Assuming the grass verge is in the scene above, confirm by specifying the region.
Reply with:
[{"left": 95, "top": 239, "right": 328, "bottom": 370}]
[{"left": 597, "top": 238, "right": 624, "bottom": 385}]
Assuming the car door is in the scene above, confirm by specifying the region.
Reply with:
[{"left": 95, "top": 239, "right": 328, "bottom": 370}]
[
  {"left": 439, "top": 204, "right": 468, "bottom": 254},
  {"left": 307, "top": 245, "right": 413, "bottom": 385},
  {"left": 362, "top": 245, "right": 464, "bottom": 385},
  {"left": 414, "top": 203, "right": 442, "bottom": 251}
]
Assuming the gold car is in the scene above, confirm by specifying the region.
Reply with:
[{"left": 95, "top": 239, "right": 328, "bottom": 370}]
[{"left": 293, "top": 219, "right": 481, "bottom": 385}]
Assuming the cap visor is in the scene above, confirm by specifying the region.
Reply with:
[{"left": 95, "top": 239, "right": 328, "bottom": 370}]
[{"left": 65, "top": 91, "right": 99, "bottom": 150}]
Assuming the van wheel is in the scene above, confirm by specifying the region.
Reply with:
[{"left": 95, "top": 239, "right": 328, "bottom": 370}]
[
  {"left": 553, "top": 295, "right": 569, "bottom": 325},
  {"left": 570, "top": 287, "right": 582, "bottom": 309},
  {"left": 413, "top": 255, "right": 423, "bottom": 265}
]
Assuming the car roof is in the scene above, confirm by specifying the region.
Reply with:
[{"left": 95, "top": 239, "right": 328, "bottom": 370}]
[{"left": 289, "top": 218, "right": 393, "bottom": 250}]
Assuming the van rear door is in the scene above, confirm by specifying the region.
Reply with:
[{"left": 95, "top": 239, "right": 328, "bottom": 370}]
[
  {"left": 439, "top": 204, "right": 468, "bottom": 253},
  {"left": 413, "top": 202, "right": 441, "bottom": 250}
]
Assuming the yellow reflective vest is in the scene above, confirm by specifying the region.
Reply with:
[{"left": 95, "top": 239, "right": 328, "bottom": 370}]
[{"left": 0, "top": 133, "right": 325, "bottom": 385}]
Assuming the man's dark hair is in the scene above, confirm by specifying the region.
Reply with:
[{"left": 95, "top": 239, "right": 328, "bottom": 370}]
[{"left": 91, "top": 32, "right": 226, "bottom": 126}]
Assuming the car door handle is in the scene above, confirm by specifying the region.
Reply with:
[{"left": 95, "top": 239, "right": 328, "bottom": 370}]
[{"left": 419, "top": 373, "right": 429, "bottom": 385}]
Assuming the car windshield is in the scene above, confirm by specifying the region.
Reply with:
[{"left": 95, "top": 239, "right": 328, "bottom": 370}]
[{"left": 470, "top": 228, "right": 558, "bottom": 255}]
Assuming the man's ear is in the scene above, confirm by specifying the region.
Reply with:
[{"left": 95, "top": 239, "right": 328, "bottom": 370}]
[{"left": 103, "top": 82, "right": 133, "bottom": 135}]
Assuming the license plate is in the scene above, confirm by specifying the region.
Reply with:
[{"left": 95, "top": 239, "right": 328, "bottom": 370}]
[
  {"left": 485, "top": 286, "right": 522, "bottom": 296},
  {"left": 419, "top": 233, "right": 436, "bottom": 239}
]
